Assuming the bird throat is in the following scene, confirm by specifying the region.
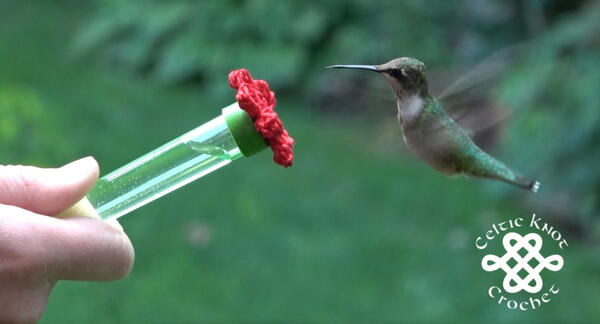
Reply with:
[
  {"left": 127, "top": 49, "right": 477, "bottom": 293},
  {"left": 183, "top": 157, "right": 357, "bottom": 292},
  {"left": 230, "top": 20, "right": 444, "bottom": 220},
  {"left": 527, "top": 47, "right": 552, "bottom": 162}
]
[{"left": 397, "top": 95, "right": 425, "bottom": 126}]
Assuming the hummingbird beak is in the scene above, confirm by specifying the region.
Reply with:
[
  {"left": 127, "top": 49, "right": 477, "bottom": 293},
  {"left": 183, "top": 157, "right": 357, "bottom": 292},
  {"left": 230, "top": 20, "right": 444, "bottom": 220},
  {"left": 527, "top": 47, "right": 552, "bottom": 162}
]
[{"left": 326, "top": 65, "right": 380, "bottom": 72}]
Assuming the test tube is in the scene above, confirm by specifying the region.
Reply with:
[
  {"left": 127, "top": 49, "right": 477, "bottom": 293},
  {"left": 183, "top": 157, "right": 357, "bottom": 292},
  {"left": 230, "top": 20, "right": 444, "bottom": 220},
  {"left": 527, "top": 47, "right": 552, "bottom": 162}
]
[{"left": 60, "top": 103, "right": 268, "bottom": 220}]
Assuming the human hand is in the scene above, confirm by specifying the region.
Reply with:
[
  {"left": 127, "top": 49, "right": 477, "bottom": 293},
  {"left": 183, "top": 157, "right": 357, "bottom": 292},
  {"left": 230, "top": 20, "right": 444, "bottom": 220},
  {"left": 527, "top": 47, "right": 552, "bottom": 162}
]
[{"left": 0, "top": 157, "right": 134, "bottom": 323}]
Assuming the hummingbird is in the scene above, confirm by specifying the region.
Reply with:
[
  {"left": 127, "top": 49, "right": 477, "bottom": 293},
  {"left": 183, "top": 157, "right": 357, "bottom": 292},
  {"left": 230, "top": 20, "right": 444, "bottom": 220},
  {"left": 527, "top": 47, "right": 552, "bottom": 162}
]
[{"left": 327, "top": 57, "right": 540, "bottom": 192}]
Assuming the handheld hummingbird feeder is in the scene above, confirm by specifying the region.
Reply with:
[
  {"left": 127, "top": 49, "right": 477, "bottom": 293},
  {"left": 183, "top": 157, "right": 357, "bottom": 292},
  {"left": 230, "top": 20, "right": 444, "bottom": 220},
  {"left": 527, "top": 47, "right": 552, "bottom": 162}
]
[{"left": 60, "top": 69, "right": 295, "bottom": 220}]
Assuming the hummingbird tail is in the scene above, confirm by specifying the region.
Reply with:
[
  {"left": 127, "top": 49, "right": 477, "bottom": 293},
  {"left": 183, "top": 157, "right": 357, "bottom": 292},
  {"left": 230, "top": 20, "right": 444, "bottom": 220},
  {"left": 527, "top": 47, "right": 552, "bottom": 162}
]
[
  {"left": 462, "top": 147, "right": 540, "bottom": 193},
  {"left": 466, "top": 155, "right": 540, "bottom": 193},
  {"left": 530, "top": 180, "right": 541, "bottom": 193}
]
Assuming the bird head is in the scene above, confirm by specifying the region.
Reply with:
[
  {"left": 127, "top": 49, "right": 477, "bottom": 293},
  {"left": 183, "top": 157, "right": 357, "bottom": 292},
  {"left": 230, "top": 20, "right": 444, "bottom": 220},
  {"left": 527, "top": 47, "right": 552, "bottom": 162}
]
[{"left": 327, "top": 57, "right": 429, "bottom": 99}]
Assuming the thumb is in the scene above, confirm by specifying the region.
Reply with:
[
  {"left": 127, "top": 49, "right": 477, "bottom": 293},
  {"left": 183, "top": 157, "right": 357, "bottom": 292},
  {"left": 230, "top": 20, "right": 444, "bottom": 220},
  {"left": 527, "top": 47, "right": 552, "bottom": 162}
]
[{"left": 0, "top": 157, "right": 99, "bottom": 216}]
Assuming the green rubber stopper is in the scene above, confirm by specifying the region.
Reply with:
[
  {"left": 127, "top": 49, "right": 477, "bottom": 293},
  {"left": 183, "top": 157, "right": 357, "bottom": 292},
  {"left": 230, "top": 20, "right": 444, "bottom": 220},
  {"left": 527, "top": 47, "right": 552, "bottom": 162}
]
[{"left": 222, "top": 103, "right": 268, "bottom": 157}]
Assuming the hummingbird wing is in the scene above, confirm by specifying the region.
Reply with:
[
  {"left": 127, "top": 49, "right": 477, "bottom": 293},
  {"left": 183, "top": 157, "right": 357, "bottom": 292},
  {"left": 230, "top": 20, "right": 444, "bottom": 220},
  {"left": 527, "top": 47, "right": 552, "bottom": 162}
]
[
  {"left": 436, "top": 74, "right": 510, "bottom": 149},
  {"left": 436, "top": 43, "right": 527, "bottom": 136},
  {"left": 439, "top": 44, "right": 522, "bottom": 100}
]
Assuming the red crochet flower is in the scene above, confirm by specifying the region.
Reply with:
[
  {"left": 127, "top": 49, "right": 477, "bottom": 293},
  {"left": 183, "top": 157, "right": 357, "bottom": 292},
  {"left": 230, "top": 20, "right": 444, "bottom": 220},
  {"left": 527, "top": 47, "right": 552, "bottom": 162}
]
[{"left": 229, "top": 69, "right": 295, "bottom": 167}]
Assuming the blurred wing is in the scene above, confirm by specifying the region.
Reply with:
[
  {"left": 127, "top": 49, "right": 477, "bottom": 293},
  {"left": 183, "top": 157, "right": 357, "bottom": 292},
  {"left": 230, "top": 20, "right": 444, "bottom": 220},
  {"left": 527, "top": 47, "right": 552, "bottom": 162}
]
[
  {"left": 353, "top": 84, "right": 395, "bottom": 103},
  {"left": 439, "top": 44, "right": 524, "bottom": 99},
  {"left": 354, "top": 88, "right": 405, "bottom": 152},
  {"left": 437, "top": 43, "right": 527, "bottom": 135}
]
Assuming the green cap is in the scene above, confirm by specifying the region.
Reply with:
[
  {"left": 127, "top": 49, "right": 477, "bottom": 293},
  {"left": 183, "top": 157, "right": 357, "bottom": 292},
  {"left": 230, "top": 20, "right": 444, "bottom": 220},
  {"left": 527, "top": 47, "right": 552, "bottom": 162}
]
[{"left": 222, "top": 103, "right": 268, "bottom": 157}]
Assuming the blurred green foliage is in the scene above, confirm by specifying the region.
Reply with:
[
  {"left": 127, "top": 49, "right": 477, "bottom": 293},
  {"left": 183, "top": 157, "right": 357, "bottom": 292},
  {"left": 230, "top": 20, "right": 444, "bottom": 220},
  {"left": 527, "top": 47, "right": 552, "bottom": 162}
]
[
  {"left": 72, "top": 0, "right": 462, "bottom": 94},
  {"left": 1, "top": 0, "right": 600, "bottom": 323},
  {"left": 0, "top": 85, "right": 68, "bottom": 164}
]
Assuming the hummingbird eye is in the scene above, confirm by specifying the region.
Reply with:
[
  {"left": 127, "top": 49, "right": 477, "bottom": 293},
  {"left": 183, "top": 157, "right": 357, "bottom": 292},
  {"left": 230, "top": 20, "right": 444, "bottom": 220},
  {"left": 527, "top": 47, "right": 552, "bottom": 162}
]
[{"left": 387, "top": 68, "right": 408, "bottom": 80}]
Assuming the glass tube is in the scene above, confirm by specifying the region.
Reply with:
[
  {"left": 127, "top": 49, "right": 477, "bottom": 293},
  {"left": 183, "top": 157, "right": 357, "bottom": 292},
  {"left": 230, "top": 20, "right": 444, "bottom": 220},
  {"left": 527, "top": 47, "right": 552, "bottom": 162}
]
[{"left": 65, "top": 103, "right": 267, "bottom": 221}]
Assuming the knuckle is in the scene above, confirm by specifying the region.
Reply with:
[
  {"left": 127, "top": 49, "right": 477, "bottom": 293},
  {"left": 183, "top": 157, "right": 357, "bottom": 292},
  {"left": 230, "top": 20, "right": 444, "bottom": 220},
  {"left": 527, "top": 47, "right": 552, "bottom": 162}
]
[
  {"left": 15, "top": 166, "right": 39, "bottom": 189},
  {"left": 0, "top": 165, "right": 41, "bottom": 205},
  {"left": 2, "top": 165, "right": 39, "bottom": 188}
]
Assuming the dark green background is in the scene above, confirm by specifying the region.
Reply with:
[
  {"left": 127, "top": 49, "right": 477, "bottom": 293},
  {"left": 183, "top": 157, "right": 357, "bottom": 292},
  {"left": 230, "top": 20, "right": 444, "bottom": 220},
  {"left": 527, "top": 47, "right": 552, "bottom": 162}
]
[{"left": 1, "top": 1, "right": 599, "bottom": 323}]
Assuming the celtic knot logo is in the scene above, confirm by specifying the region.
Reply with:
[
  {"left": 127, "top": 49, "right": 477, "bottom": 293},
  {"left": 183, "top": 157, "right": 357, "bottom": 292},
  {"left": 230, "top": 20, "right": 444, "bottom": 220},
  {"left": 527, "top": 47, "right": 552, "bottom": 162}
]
[{"left": 482, "top": 232, "right": 563, "bottom": 294}]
